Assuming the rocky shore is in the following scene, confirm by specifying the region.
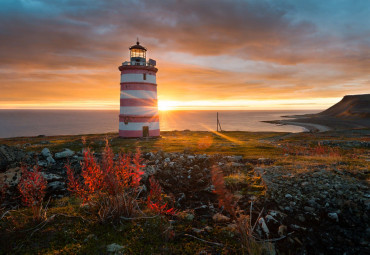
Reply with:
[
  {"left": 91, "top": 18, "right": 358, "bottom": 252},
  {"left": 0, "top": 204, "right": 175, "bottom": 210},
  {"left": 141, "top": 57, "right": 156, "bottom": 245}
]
[{"left": 1, "top": 139, "right": 369, "bottom": 254}]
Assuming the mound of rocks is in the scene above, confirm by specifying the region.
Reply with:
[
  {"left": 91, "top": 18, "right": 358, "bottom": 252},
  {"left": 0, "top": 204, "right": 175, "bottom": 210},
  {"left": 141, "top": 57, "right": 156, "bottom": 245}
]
[
  {"left": 0, "top": 145, "right": 29, "bottom": 172},
  {"left": 256, "top": 165, "right": 370, "bottom": 254}
]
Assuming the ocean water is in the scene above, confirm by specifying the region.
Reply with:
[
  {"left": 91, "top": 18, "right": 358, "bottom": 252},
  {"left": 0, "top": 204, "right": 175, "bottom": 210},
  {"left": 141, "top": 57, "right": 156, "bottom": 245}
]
[{"left": 0, "top": 110, "right": 319, "bottom": 138}]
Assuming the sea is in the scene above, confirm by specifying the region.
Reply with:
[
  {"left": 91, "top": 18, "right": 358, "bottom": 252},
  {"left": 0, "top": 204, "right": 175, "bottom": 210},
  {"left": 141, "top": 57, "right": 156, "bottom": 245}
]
[{"left": 0, "top": 110, "right": 320, "bottom": 138}]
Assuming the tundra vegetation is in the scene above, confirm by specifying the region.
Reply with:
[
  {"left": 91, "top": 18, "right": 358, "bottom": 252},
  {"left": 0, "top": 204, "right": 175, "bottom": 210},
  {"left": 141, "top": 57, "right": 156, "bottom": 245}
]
[{"left": 0, "top": 130, "right": 369, "bottom": 254}]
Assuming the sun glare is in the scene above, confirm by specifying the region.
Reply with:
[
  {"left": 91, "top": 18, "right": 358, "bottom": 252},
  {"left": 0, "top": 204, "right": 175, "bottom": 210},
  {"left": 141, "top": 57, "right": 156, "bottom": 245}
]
[{"left": 158, "top": 101, "right": 176, "bottom": 111}]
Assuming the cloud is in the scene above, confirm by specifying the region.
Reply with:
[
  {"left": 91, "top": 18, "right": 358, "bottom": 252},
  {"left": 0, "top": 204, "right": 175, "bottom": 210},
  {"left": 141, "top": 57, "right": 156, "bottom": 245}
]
[{"left": 0, "top": 0, "right": 369, "bottom": 108}]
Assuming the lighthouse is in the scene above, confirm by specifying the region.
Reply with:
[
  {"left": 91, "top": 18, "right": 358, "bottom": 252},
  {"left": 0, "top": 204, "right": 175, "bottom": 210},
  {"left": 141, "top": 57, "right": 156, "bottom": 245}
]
[{"left": 118, "top": 41, "right": 159, "bottom": 138}]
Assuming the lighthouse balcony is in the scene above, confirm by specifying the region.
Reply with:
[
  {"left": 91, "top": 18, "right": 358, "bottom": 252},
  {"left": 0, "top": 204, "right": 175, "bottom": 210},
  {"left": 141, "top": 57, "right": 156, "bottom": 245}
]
[{"left": 122, "top": 59, "right": 156, "bottom": 67}]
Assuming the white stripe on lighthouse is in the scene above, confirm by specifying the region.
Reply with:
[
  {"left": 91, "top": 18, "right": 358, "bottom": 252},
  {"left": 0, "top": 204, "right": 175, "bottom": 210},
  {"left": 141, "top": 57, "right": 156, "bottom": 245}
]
[
  {"left": 120, "top": 106, "right": 158, "bottom": 116},
  {"left": 120, "top": 90, "right": 157, "bottom": 99},
  {"left": 120, "top": 73, "right": 156, "bottom": 83},
  {"left": 119, "top": 122, "right": 160, "bottom": 131}
]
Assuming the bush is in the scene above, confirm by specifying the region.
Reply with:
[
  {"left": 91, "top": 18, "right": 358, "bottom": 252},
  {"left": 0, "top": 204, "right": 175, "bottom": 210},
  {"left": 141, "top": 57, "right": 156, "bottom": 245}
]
[
  {"left": 17, "top": 165, "right": 47, "bottom": 222},
  {"left": 147, "top": 176, "right": 176, "bottom": 216},
  {"left": 66, "top": 140, "right": 145, "bottom": 222}
]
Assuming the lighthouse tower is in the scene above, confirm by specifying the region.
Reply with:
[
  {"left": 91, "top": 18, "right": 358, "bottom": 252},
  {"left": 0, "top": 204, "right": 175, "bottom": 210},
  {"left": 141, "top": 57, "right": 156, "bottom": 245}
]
[{"left": 118, "top": 41, "right": 159, "bottom": 138}]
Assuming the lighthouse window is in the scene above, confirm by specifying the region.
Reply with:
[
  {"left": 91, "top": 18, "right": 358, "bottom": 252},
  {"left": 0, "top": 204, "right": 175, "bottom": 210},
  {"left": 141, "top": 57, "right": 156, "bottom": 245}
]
[{"left": 143, "top": 73, "right": 147, "bottom": 80}]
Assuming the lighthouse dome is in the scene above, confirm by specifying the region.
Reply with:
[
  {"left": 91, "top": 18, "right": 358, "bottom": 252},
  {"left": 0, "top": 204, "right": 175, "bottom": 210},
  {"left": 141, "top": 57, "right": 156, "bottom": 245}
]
[{"left": 129, "top": 41, "right": 147, "bottom": 51}]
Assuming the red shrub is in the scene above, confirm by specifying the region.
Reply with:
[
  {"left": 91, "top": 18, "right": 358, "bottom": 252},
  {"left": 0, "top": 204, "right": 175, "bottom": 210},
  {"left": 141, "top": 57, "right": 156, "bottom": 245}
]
[
  {"left": 65, "top": 140, "right": 146, "bottom": 220},
  {"left": 17, "top": 165, "right": 47, "bottom": 221},
  {"left": 65, "top": 164, "right": 81, "bottom": 197},
  {"left": 147, "top": 176, "right": 176, "bottom": 216},
  {"left": 211, "top": 166, "right": 237, "bottom": 219}
]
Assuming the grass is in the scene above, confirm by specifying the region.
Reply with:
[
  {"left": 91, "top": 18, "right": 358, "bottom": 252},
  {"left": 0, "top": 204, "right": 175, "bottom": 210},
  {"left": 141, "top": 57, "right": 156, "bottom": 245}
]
[{"left": 0, "top": 130, "right": 369, "bottom": 254}]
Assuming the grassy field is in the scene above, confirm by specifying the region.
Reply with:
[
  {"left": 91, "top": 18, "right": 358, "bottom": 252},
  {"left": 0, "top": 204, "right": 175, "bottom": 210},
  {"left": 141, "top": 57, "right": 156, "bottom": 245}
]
[{"left": 0, "top": 130, "right": 369, "bottom": 254}]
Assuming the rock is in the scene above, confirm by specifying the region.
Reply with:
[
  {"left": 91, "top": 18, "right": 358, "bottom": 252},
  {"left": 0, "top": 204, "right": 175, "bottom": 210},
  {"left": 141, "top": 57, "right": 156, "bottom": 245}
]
[
  {"left": 46, "top": 156, "right": 56, "bottom": 165},
  {"left": 106, "top": 243, "right": 124, "bottom": 254},
  {"left": 278, "top": 225, "right": 287, "bottom": 237},
  {"left": 285, "top": 194, "right": 293, "bottom": 199},
  {"left": 84, "top": 234, "right": 97, "bottom": 242},
  {"left": 231, "top": 162, "right": 244, "bottom": 167},
  {"left": 258, "top": 217, "right": 270, "bottom": 237},
  {"left": 204, "top": 226, "right": 213, "bottom": 232},
  {"left": 41, "top": 173, "right": 63, "bottom": 182},
  {"left": 231, "top": 155, "right": 243, "bottom": 162},
  {"left": 38, "top": 160, "right": 48, "bottom": 167},
  {"left": 0, "top": 167, "right": 21, "bottom": 186},
  {"left": 54, "top": 149, "right": 74, "bottom": 159},
  {"left": 298, "top": 215, "right": 305, "bottom": 222},
  {"left": 304, "top": 206, "right": 315, "bottom": 213},
  {"left": 212, "top": 213, "right": 230, "bottom": 223},
  {"left": 0, "top": 145, "right": 27, "bottom": 172},
  {"left": 47, "top": 181, "right": 65, "bottom": 192},
  {"left": 192, "top": 228, "right": 204, "bottom": 234},
  {"left": 41, "top": 148, "right": 52, "bottom": 158},
  {"left": 328, "top": 212, "right": 339, "bottom": 222},
  {"left": 265, "top": 215, "right": 278, "bottom": 224}
]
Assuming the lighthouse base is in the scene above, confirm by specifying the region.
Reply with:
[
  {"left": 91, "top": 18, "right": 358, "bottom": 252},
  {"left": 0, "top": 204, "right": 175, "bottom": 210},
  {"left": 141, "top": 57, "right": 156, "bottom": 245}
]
[{"left": 119, "top": 129, "right": 160, "bottom": 138}]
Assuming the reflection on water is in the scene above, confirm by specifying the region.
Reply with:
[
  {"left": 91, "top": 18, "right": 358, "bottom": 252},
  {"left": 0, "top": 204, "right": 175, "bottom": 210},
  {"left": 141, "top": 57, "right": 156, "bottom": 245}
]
[{"left": 0, "top": 109, "right": 319, "bottom": 138}]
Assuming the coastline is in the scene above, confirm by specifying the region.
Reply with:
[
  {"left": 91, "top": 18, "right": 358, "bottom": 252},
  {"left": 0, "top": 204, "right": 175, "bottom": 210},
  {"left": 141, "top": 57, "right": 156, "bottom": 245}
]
[{"left": 265, "top": 120, "right": 331, "bottom": 132}]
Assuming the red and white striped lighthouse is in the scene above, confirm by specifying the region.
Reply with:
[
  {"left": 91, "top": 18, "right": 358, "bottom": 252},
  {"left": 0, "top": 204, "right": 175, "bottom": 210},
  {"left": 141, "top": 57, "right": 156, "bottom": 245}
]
[{"left": 118, "top": 41, "right": 159, "bottom": 138}]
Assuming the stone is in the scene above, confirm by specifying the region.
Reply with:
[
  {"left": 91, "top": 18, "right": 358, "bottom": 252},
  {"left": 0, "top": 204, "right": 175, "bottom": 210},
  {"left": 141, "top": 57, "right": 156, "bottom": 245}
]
[
  {"left": 0, "top": 145, "right": 27, "bottom": 171},
  {"left": 41, "top": 148, "right": 52, "bottom": 158},
  {"left": 106, "top": 243, "right": 124, "bottom": 254},
  {"left": 38, "top": 160, "right": 48, "bottom": 167},
  {"left": 212, "top": 213, "right": 230, "bottom": 223},
  {"left": 46, "top": 156, "right": 56, "bottom": 165},
  {"left": 304, "top": 206, "right": 315, "bottom": 213},
  {"left": 285, "top": 194, "right": 293, "bottom": 199},
  {"left": 278, "top": 225, "right": 287, "bottom": 237},
  {"left": 328, "top": 212, "right": 339, "bottom": 222},
  {"left": 258, "top": 218, "right": 270, "bottom": 237},
  {"left": 265, "top": 215, "right": 278, "bottom": 224},
  {"left": 0, "top": 167, "right": 21, "bottom": 186},
  {"left": 192, "top": 228, "right": 203, "bottom": 234},
  {"left": 204, "top": 226, "right": 213, "bottom": 232},
  {"left": 54, "top": 149, "right": 75, "bottom": 159},
  {"left": 41, "top": 173, "right": 63, "bottom": 182},
  {"left": 47, "top": 181, "right": 65, "bottom": 192},
  {"left": 231, "top": 155, "right": 243, "bottom": 162},
  {"left": 84, "top": 234, "right": 97, "bottom": 242}
]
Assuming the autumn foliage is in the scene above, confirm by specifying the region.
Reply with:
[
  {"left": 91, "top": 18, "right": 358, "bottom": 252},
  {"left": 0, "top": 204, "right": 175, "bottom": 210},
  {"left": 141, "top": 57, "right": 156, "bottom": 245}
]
[
  {"left": 147, "top": 176, "right": 176, "bottom": 216},
  {"left": 211, "top": 166, "right": 237, "bottom": 219},
  {"left": 17, "top": 165, "right": 47, "bottom": 221},
  {"left": 66, "top": 140, "right": 145, "bottom": 221}
]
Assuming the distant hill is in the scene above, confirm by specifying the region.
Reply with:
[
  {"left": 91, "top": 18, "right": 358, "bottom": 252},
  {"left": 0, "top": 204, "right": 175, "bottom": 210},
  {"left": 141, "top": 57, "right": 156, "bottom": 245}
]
[{"left": 319, "top": 94, "right": 370, "bottom": 119}]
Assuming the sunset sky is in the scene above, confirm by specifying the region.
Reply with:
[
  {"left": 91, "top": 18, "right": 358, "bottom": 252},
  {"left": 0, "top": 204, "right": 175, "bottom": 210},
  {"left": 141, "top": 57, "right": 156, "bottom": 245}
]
[{"left": 0, "top": 0, "right": 369, "bottom": 110}]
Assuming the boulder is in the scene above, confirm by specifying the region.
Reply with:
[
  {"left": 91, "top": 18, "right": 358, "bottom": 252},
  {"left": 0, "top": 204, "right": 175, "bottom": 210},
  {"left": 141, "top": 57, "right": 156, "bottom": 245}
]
[
  {"left": 55, "top": 149, "right": 75, "bottom": 159},
  {"left": 0, "top": 145, "right": 27, "bottom": 171},
  {"left": 106, "top": 243, "right": 124, "bottom": 254},
  {"left": 0, "top": 167, "right": 21, "bottom": 186},
  {"left": 212, "top": 213, "right": 230, "bottom": 223}
]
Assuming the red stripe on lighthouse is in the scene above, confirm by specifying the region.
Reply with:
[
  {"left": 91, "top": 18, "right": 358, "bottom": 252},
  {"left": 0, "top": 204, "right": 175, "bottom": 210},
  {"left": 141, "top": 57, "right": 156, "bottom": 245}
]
[
  {"left": 121, "top": 83, "right": 157, "bottom": 91},
  {"left": 119, "top": 115, "right": 159, "bottom": 122},
  {"left": 120, "top": 98, "right": 157, "bottom": 107}
]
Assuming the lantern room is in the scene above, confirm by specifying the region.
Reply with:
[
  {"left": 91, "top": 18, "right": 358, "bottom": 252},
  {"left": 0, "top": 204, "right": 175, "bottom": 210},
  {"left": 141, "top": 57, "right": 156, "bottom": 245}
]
[{"left": 129, "top": 40, "right": 147, "bottom": 66}]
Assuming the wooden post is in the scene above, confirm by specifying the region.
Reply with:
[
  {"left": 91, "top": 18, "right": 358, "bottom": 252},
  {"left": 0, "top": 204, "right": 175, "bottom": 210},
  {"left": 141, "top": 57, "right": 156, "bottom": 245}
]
[
  {"left": 217, "top": 112, "right": 219, "bottom": 132},
  {"left": 217, "top": 112, "right": 222, "bottom": 132}
]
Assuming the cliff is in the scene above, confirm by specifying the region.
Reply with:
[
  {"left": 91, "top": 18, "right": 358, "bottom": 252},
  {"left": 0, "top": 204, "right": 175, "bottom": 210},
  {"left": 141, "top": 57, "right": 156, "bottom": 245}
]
[{"left": 319, "top": 94, "right": 370, "bottom": 118}]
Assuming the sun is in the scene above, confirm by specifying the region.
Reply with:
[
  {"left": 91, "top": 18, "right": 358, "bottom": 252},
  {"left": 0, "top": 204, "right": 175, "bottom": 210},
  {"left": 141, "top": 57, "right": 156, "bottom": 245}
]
[{"left": 158, "top": 100, "right": 175, "bottom": 111}]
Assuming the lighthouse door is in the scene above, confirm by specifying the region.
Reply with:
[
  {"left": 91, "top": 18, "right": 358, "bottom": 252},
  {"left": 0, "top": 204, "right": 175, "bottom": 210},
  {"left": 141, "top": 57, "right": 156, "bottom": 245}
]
[{"left": 143, "top": 126, "right": 149, "bottom": 137}]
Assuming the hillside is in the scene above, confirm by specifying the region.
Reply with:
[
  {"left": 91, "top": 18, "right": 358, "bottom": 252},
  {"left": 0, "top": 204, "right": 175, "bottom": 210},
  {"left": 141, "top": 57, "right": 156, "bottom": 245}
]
[{"left": 319, "top": 94, "right": 370, "bottom": 118}]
